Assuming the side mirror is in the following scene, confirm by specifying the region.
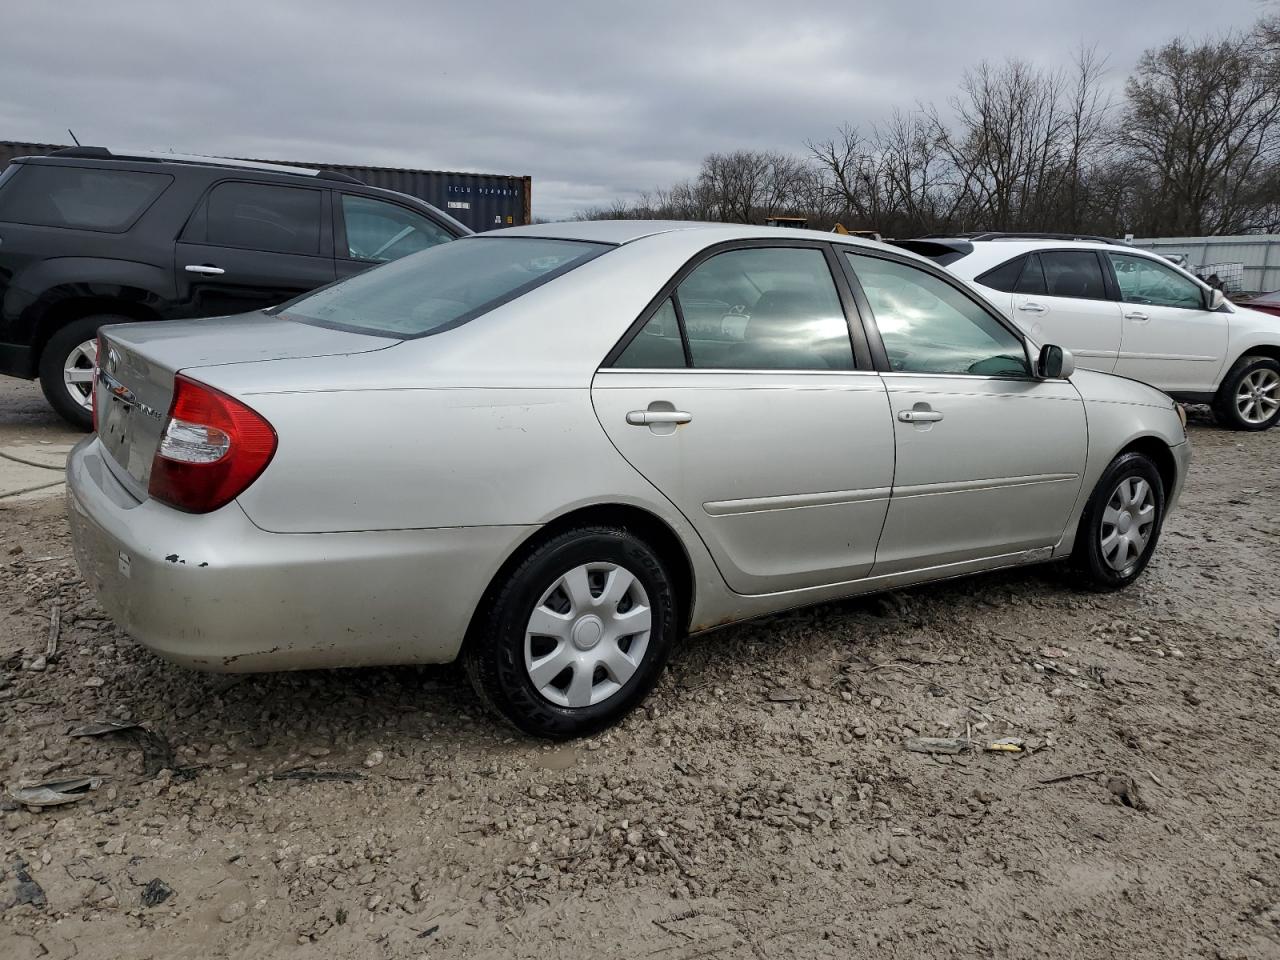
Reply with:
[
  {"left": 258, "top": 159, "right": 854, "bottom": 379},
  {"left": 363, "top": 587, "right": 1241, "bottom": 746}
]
[
  {"left": 1207, "top": 288, "right": 1226, "bottom": 310},
  {"left": 1037, "top": 344, "right": 1075, "bottom": 379}
]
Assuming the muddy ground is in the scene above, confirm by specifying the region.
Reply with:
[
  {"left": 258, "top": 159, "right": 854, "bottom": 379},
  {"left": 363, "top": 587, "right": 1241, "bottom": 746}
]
[{"left": 1, "top": 398, "right": 1278, "bottom": 959}]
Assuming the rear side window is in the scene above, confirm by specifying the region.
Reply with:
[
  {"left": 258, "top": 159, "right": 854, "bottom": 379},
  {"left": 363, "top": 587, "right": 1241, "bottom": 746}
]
[
  {"left": 0, "top": 164, "right": 171, "bottom": 232},
  {"left": 282, "top": 236, "right": 608, "bottom": 338},
  {"left": 975, "top": 256, "right": 1027, "bottom": 293},
  {"left": 615, "top": 298, "right": 686, "bottom": 368},
  {"left": 340, "top": 194, "right": 453, "bottom": 263},
  {"left": 1040, "top": 251, "right": 1108, "bottom": 300},
  {"left": 201, "top": 182, "right": 322, "bottom": 255}
]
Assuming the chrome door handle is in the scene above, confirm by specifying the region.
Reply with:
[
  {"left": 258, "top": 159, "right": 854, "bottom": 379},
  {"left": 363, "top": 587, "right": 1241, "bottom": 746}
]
[
  {"left": 1124, "top": 310, "right": 1150, "bottom": 322},
  {"left": 1017, "top": 301, "right": 1047, "bottom": 313},
  {"left": 184, "top": 264, "right": 225, "bottom": 275},
  {"left": 626, "top": 410, "right": 692, "bottom": 426},
  {"left": 898, "top": 409, "right": 944, "bottom": 423}
]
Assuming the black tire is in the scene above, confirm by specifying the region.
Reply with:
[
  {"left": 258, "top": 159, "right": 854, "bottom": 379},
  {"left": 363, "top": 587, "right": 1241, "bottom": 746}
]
[
  {"left": 1072, "top": 451, "right": 1166, "bottom": 590},
  {"left": 1212, "top": 354, "right": 1280, "bottom": 431},
  {"left": 463, "top": 526, "right": 678, "bottom": 739},
  {"left": 39, "top": 315, "right": 126, "bottom": 431}
]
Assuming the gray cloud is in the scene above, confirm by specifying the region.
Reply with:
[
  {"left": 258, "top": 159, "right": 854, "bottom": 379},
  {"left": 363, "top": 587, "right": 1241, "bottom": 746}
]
[{"left": 0, "top": 0, "right": 1267, "bottom": 219}]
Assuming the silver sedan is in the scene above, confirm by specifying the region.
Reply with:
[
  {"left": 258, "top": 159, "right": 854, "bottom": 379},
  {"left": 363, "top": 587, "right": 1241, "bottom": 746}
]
[{"left": 67, "top": 221, "right": 1190, "bottom": 737}]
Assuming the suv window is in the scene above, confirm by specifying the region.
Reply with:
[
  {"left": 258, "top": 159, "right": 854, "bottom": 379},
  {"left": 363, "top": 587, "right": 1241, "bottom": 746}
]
[
  {"left": 671, "top": 247, "right": 853, "bottom": 370},
  {"left": 1039, "top": 250, "right": 1107, "bottom": 300},
  {"left": 614, "top": 297, "right": 686, "bottom": 368},
  {"left": 202, "top": 182, "right": 322, "bottom": 255},
  {"left": 340, "top": 194, "right": 453, "bottom": 263},
  {"left": 1107, "top": 253, "right": 1203, "bottom": 309},
  {"left": 975, "top": 255, "right": 1027, "bottom": 293},
  {"left": 0, "top": 164, "right": 171, "bottom": 232},
  {"left": 846, "top": 253, "right": 1030, "bottom": 377},
  {"left": 282, "top": 237, "right": 607, "bottom": 338}
]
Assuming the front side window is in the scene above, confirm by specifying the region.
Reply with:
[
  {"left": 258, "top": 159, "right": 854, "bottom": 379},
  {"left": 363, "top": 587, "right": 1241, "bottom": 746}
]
[
  {"left": 204, "top": 182, "right": 322, "bottom": 255},
  {"left": 341, "top": 194, "right": 454, "bottom": 263},
  {"left": 1039, "top": 250, "right": 1107, "bottom": 300},
  {"left": 0, "top": 164, "right": 171, "bottom": 232},
  {"left": 674, "top": 247, "right": 853, "bottom": 370},
  {"left": 1108, "top": 253, "right": 1203, "bottom": 309},
  {"left": 283, "top": 236, "right": 608, "bottom": 338},
  {"left": 846, "top": 253, "right": 1030, "bottom": 377}
]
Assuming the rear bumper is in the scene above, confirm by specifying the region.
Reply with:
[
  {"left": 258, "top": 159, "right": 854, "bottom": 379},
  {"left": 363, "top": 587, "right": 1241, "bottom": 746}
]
[
  {"left": 0, "top": 342, "right": 35, "bottom": 379},
  {"left": 66, "top": 436, "right": 533, "bottom": 672}
]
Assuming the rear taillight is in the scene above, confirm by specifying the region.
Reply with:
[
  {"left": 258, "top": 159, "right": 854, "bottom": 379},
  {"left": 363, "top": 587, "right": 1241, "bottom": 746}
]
[
  {"left": 91, "top": 334, "right": 104, "bottom": 432},
  {"left": 148, "top": 375, "right": 277, "bottom": 513}
]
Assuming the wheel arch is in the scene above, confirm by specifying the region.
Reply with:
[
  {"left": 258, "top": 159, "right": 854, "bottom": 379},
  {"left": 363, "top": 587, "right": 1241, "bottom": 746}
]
[
  {"left": 1118, "top": 435, "right": 1178, "bottom": 497},
  {"left": 30, "top": 291, "right": 163, "bottom": 364},
  {"left": 462, "top": 502, "right": 697, "bottom": 651}
]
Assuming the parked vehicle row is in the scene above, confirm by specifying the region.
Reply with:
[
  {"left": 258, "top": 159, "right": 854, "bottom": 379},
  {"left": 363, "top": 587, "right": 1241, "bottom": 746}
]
[
  {"left": 892, "top": 233, "right": 1280, "bottom": 431},
  {"left": 68, "top": 221, "right": 1190, "bottom": 737},
  {"left": 0, "top": 148, "right": 469, "bottom": 428}
]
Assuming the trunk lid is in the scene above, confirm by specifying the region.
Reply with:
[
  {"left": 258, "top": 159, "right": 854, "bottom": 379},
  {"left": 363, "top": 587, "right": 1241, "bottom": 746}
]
[{"left": 95, "top": 312, "right": 393, "bottom": 498}]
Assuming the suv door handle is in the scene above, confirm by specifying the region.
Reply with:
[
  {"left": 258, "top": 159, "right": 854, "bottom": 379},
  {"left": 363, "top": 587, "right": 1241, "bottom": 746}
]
[
  {"left": 1124, "top": 310, "right": 1150, "bottom": 322},
  {"left": 626, "top": 410, "right": 692, "bottom": 426},
  {"left": 1017, "top": 301, "right": 1047, "bottom": 313},
  {"left": 184, "top": 264, "right": 225, "bottom": 276},
  {"left": 898, "top": 409, "right": 944, "bottom": 423}
]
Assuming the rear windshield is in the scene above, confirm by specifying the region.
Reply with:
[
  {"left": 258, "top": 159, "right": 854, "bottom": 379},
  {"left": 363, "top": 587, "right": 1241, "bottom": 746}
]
[
  {"left": 282, "top": 236, "right": 610, "bottom": 338},
  {"left": 0, "top": 163, "right": 172, "bottom": 232}
]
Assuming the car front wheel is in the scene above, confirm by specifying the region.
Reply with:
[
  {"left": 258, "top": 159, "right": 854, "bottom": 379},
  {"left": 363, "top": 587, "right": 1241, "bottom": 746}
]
[
  {"left": 1213, "top": 355, "right": 1280, "bottom": 431},
  {"left": 463, "top": 526, "right": 678, "bottom": 739},
  {"left": 1072, "top": 451, "right": 1166, "bottom": 589}
]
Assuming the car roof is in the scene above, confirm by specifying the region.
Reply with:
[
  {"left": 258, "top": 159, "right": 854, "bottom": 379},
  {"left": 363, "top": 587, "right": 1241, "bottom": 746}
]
[
  {"left": 916, "top": 236, "right": 1154, "bottom": 278},
  {"left": 482, "top": 218, "right": 895, "bottom": 251}
]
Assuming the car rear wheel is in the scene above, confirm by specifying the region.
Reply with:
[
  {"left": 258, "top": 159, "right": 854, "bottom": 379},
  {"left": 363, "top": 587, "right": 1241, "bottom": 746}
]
[
  {"left": 39, "top": 315, "right": 124, "bottom": 431},
  {"left": 1213, "top": 355, "right": 1280, "bottom": 431},
  {"left": 1072, "top": 451, "right": 1166, "bottom": 590},
  {"left": 463, "top": 526, "right": 678, "bottom": 739}
]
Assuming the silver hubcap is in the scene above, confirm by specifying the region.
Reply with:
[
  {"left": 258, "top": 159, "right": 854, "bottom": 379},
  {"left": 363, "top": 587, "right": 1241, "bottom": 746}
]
[
  {"left": 1100, "top": 476, "right": 1156, "bottom": 572},
  {"left": 1235, "top": 368, "right": 1280, "bottom": 424},
  {"left": 63, "top": 339, "right": 98, "bottom": 411},
  {"left": 524, "top": 562, "right": 652, "bottom": 708}
]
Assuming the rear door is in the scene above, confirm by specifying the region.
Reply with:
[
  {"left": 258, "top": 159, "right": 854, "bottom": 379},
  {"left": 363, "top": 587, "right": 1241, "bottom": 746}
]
[
  {"left": 1104, "top": 251, "right": 1229, "bottom": 392},
  {"left": 1011, "top": 250, "right": 1123, "bottom": 373},
  {"left": 174, "top": 180, "right": 336, "bottom": 318},
  {"left": 333, "top": 193, "right": 457, "bottom": 281},
  {"left": 592, "top": 241, "right": 896, "bottom": 595},
  {"left": 842, "top": 250, "right": 1087, "bottom": 576}
]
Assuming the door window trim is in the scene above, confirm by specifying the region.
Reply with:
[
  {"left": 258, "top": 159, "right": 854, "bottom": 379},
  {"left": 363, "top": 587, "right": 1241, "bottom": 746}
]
[
  {"left": 331, "top": 191, "right": 459, "bottom": 263},
  {"left": 177, "top": 177, "right": 333, "bottom": 258},
  {"left": 837, "top": 246, "right": 1036, "bottom": 380},
  {"left": 601, "top": 238, "right": 874, "bottom": 372}
]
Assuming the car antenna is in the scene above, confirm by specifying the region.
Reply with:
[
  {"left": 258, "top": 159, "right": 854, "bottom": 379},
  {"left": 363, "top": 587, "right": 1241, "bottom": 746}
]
[{"left": 67, "top": 128, "right": 81, "bottom": 146}]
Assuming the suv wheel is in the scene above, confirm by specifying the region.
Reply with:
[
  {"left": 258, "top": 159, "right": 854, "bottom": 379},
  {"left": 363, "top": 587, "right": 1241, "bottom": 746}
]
[
  {"left": 463, "top": 526, "right": 678, "bottom": 739},
  {"left": 1072, "top": 451, "right": 1166, "bottom": 589},
  {"left": 39, "top": 316, "right": 124, "bottom": 430},
  {"left": 1213, "top": 355, "right": 1280, "bottom": 431}
]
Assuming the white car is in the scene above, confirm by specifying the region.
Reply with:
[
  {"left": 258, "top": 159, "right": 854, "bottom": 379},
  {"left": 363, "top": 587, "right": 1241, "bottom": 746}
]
[{"left": 893, "top": 233, "right": 1280, "bottom": 430}]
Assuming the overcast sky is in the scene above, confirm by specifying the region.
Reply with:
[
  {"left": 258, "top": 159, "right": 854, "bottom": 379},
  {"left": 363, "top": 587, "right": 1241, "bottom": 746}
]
[{"left": 0, "top": 0, "right": 1271, "bottom": 219}]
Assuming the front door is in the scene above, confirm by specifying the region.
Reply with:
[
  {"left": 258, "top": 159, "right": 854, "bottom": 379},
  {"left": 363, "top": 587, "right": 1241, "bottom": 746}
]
[
  {"left": 592, "top": 244, "right": 896, "bottom": 595},
  {"left": 174, "top": 180, "right": 335, "bottom": 318},
  {"left": 1104, "top": 251, "right": 1229, "bottom": 392},
  {"left": 842, "top": 250, "right": 1088, "bottom": 576}
]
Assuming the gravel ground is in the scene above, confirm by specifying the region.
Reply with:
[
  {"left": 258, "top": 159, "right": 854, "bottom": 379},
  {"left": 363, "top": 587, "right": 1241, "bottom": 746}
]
[{"left": 1, "top": 410, "right": 1278, "bottom": 959}]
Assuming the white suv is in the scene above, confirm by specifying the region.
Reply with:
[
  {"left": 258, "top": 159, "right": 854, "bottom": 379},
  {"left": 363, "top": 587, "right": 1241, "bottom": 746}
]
[{"left": 893, "top": 233, "right": 1280, "bottom": 430}]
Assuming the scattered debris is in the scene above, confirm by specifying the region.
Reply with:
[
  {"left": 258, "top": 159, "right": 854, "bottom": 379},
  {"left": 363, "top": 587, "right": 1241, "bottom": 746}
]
[
  {"left": 141, "top": 878, "right": 174, "bottom": 907},
  {"left": 8, "top": 776, "right": 104, "bottom": 808},
  {"left": 1035, "top": 768, "right": 1106, "bottom": 786},
  {"left": 364, "top": 750, "right": 385, "bottom": 768},
  {"left": 69, "top": 720, "right": 144, "bottom": 738},
  {"left": 904, "top": 736, "right": 972, "bottom": 755},
  {"left": 46, "top": 602, "right": 60, "bottom": 661},
  {"left": 986, "top": 737, "right": 1025, "bottom": 753},
  {"left": 1, "top": 859, "right": 46, "bottom": 912},
  {"left": 219, "top": 899, "right": 248, "bottom": 923},
  {"left": 766, "top": 688, "right": 803, "bottom": 703},
  {"left": 256, "top": 768, "right": 366, "bottom": 784},
  {"left": 1106, "top": 774, "right": 1149, "bottom": 811}
]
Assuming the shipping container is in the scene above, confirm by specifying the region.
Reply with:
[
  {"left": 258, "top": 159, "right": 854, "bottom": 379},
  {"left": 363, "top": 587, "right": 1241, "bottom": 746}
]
[{"left": 0, "top": 141, "right": 531, "bottom": 232}]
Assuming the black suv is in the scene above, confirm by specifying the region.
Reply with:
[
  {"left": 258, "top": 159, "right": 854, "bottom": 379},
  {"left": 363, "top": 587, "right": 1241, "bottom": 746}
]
[{"left": 0, "top": 147, "right": 470, "bottom": 427}]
